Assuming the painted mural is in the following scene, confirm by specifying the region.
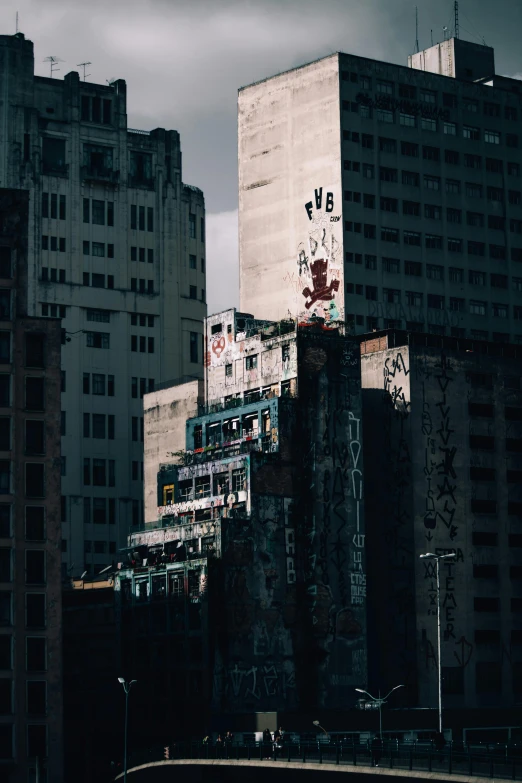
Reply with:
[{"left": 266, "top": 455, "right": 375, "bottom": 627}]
[{"left": 283, "top": 187, "right": 344, "bottom": 328}]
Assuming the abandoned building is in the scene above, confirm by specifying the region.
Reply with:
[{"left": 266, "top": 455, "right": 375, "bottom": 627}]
[{"left": 115, "top": 308, "right": 366, "bottom": 738}]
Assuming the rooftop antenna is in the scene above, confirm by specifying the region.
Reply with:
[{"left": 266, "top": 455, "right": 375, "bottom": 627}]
[
  {"left": 454, "top": 1, "right": 459, "bottom": 38},
  {"left": 15, "top": 11, "right": 18, "bottom": 33},
  {"left": 443, "top": 26, "right": 448, "bottom": 41},
  {"left": 430, "top": 29, "right": 433, "bottom": 46},
  {"left": 414, "top": 6, "right": 419, "bottom": 53},
  {"left": 43, "top": 56, "right": 62, "bottom": 78},
  {"left": 77, "top": 61, "right": 91, "bottom": 81}
]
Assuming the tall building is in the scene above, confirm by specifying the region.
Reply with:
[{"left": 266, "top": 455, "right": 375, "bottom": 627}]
[
  {"left": 238, "top": 38, "right": 522, "bottom": 343},
  {"left": 361, "top": 329, "right": 522, "bottom": 720},
  {"left": 0, "top": 32, "right": 206, "bottom": 575},
  {"left": 115, "top": 309, "right": 366, "bottom": 738},
  {"left": 0, "top": 189, "right": 63, "bottom": 782}
]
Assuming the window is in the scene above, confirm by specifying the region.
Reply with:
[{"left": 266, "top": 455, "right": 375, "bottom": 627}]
[
  {"left": 469, "top": 300, "right": 487, "bottom": 316},
  {"left": 467, "top": 212, "right": 484, "bottom": 227},
  {"left": 27, "top": 681, "right": 47, "bottom": 716},
  {"left": 446, "top": 179, "right": 460, "bottom": 194},
  {"left": 447, "top": 208, "right": 461, "bottom": 224},
  {"left": 25, "top": 420, "right": 44, "bottom": 455},
  {"left": 129, "top": 151, "right": 153, "bottom": 185},
  {"left": 26, "top": 594, "right": 45, "bottom": 629},
  {"left": 424, "top": 204, "right": 441, "bottom": 220},
  {"left": 382, "top": 257, "right": 399, "bottom": 274},
  {"left": 91, "top": 199, "right": 105, "bottom": 225},
  {"left": 399, "top": 113, "right": 416, "bottom": 127},
  {"left": 468, "top": 241, "right": 485, "bottom": 257},
  {"left": 421, "top": 117, "right": 436, "bottom": 131},
  {"left": 26, "top": 464, "right": 44, "bottom": 498},
  {"left": 485, "top": 161, "right": 503, "bottom": 179},
  {"left": 189, "top": 254, "right": 197, "bottom": 270},
  {"left": 484, "top": 130, "right": 500, "bottom": 145},
  {"left": 363, "top": 194, "right": 375, "bottom": 208},
  {"left": 404, "top": 230, "right": 421, "bottom": 246},
  {"left": 492, "top": 303, "right": 508, "bottom": 319},
  {"left": 361, "top": 133, "right": 373, "bottom": 149},
  {"left": 445, "top": 149, "right": 459, "bottom": 164},
  {"left": 377, "top": 80, "right": 393, "bottom": 95},
  {"left": 450, "top": 297, "right": 464, "bottom": 312},
  {"left": 364, "top": 224, "right": 376, "bottom": 239},
  {"left": 463, "top": 125, "right": 479, "bottom": 140},
  {"left": 86, "top": 332, "right": 109, "bottom": 349},
  {"left": 380, "top": 166, "right": 397, "bottom": 182},
  {"left": 147, "top": 207, "right": 154, "bottom": 232},
  {"left": 476, "top": 661, "right": 501, "bottom": 694},
  {"left": 424, "top": 175, "right": 440, "bottom": 191},
  {"left": 426, "top": 264, "right": 443, "bottom": 280},
  {"left": 490, "top": 244, "right": 506, "bottom": 260},
  {"left": 425, "top": 235, "right": 442, "bottom": 250},
  {"left": 189, "top": 285, "right": 197, "bottom": 299},
  {"left": 487, "top": 186, "right": 503, "bottom": 202},
  {"left": 405, "top": 261, "right": 422, "bottom": 277},
  {"left": 26, "top": 550, "right": 45, "bottom": 584},
  {"left": 189, "top": 213, "right": 196, "bottom": 239},
  {"left": 365, "top": 254, "right": 377, "bottom": 270},
  {"left": 380, "top": 197, "right": 397, "bottom": 212},
  {"left": 507, "top": 133, "right": 519, "bottom": 149},
  {"left": 25, "top": 334, "right": 44, "bottom": 368},
  {"left": 362, "top": 163, "right": 374, "bottom": 179},
  {"left": 402, "top": 171, "right": 419, "bottom": 187},
  {"left": 423, "top": 145, "right": 439, "bottom": 162},
  {"left": 443, "top": 121, "right": 457, "bottom": 135},
  {"left": 366, "top": 286, "right": 377, "bottom": 301},
  {"left": 427, "top": 294, "right": 444, "bottom": 309},
  {"left": 190, "top": 332, "right": 198, "bottom": 364},
  {"left": 383, "top": 288, "right": 400, "bottom": 304},
  {"left": 41, "top": 136, "right": 66, "bottom": 175},
  {"left": 245, "top": 355, "right": 257, "bottom": 370},
  {"left": 83, "top": 143, "right": 113, "bottom": 175},
  {"left": 0, "top": 506, "right": 10, "bottom": 537},
  {"left": 464, "top": 153, "right": 481, "bottom": 169},
  {"left": 376, "top": 109, "right": 394, "bottom": 123},
  {"left": 448, "top": 238, "right": 462, "bottom": 253},
  {"left": 0, "top": 249, "right": 11, "bottom": 279},
  {"left": 403, "top": 200, "right": 420, "bottom": 216}
]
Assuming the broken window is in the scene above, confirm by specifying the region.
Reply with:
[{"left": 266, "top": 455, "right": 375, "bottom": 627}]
[
  {"left": 222, "top": 417, "right": 239, "bottom": 441},
  {"left": 193, "top": 424, "right": 203, "bottom": 450},
  {"left": 213, "top": 472, "right": 229, "bottom": 496},
  {"left": 195, "top": 475, "right": 211, "bottom": 498},
  {"left": 168, "top": 572, "right": 184, "bottom": 597},
  {"left": 245, "top": 355, "right": 257, "bottom": 371},
  {"left": 129, "top": 151, "right": 152, "bottom": 184},
  {"left": 42, "top": 137, "right": 66, "bottom": 174},
  {"left": 162, "top": 484, "right": 174, "bottom": 505},
  {"left": 242, "top": 412, "right": 258, "bottom": 438},
  {"left": 178, "top": 479, "right": 193, "bottom": 501},
  {"left": 232, "top": 467, "right": 246, "bottom": 493},
  {"left": 261, "top": 410, "right": 271, "bottom": 434},
  {"left": 83, "top": 143, "right": 113, "bottom": 175},
  {"left": 188, "top": 568, "right": 200, "bottom": 596},
  {"left": 206, "top": 422, "right": 220, "bottom": 447}
]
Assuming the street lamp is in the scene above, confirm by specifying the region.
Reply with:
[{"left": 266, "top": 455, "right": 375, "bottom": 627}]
[
  {"left": 419, "top": 552, "right": 456, "bottom": 736},
  {"left": 118, "top": 677, "right": 137, "bottom": 783},
  {"left": 355, "top": 685, "right": 404, "bottom": 739},
  {"left": 312, "top": 720, "right": 329, "bottom": 738}
]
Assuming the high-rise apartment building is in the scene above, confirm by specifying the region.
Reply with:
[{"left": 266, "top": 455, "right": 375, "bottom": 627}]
[
  {"left": 0, "top": 188, "right": 63, "bottom": 783},
  {"left": 0, "top": 33, "right": 206, "bottom": 575},
  {"left": 239, "top": 38, "right": 522, "bottom": 344}
]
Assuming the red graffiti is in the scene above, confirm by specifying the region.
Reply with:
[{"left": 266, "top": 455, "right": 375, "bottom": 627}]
[
  {"left": 302, "top": 258, "right": 340, "bottom": 309},
  {"left": 211, "top": 336, "right": 226, "bottom": 357}
]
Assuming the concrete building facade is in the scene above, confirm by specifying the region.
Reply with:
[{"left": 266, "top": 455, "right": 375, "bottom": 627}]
[
  {"left": 239, "top": 39, "right": 522, "bottom": 344},
  {"left": 361, "top": 330, "right": 522, "bottom": 715},
  {"left": 115, "top": 310, "right": 366, "bottom": 736},
  {"left": 0, "top": 32, "right": 206, "bottom": 576},
  {"left": 0, "top": 189, "right": 63, "bottom": 782}
]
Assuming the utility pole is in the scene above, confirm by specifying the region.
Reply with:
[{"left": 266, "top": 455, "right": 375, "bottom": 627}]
[{"left": 118, "top": 678, "right": 137, "bottom": 783}]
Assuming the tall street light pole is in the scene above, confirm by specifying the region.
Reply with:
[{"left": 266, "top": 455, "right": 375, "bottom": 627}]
[
  {"left": 354, "top": 685, "right": 404, "bottom": 739},
  {"left": 118, "top": 677, "right": 137, "bottom": 783},
  {"left": 419, "top": 552, "right": 456, "bottom": 736}
]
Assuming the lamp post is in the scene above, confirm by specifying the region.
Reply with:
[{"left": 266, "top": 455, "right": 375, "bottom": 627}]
[
  {"left": 312, "top": 720, "right": 329, "bottom": 738},
  {"left": 118, "top": 677, "right": 137, "bottom": 783},
  {"left": 419, "top": 552, "right": 456, "bottom": 736},
  {"left": 355, "top": 685, "right": 404, "bottom": 739}
]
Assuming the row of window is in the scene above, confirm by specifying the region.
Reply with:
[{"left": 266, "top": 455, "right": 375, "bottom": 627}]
[
  {"left": 82, "top": 373, "right": 115, "bottom": 396},
  {"left": 469, "top": 404, "right": 522, "bottom": 421},
  {"left": 188, "top": 213, "right": 205, "bottom": 242},
  {"left": 344, "top": 110, "right": 518, "bottom": 147},
  {"left": 82, "top": 413, "right": 115, "bottom": 440},
  {"left": 83, "top": 241, "right": 114, "bottom": 258},
  {"left": 41, "top": 236, "right": 65, "bottom": 252},
  {"left": 131, "top": 377, "right": 155, "bottom": 398},
  {"left": 41, "top": 304, "right": 66, "bottom": 319},
  {"left": 131, "top": 416, "right": 144, "bottom": 442},
  {"left": 0, "top": 419, "right": 46, "bottom": 455},
  {"left": 357, "top": 318, "right": 519, "bottom": 342},
  {"left": 41, "top": 192, "right": 66, "bottom": 220},
  {"left": 130, "top": 278, "right": 155, "bottom": 294},
  {"left": 84, "top": 539, "right": 117, "bottom": 554},
  {"left": 344, "top": 160, "right": 522, "bottom": 203},
  {"left": 130, "top": 205, "right": 154, "bottom": 232},
  {"left": 345, "top": 223, "right": 522, "bottom": 259},
  {"left": 473, "top": 532, "right": 522, "bottom": 547},
  {"left": 130, "top": 335, "right": 155, "bottom": 353},
  {"left": 83, "top": 496, "right": 116, "bottom": 525},
  {"left": 340, "top": 72, "right": 519, "bottom": 121},
  {"left": 131, "top": 313, "right": 155, "bottom": 328},
  {"left": 83, "top": 458, "right": 115, "bottom": 487},
  {"left": 469, "top": 435, "right": 522, "bottom": 452},
  {"left": 130, "top": 246, "right": 154, "bottom": 263},
  {"left": 0, "top": 462, "right": 45, "bottom": 497},
  {"left": 0, "top": 678, "right": 47, "bottom": 716},
  {"left": 131, "top": 461, "right": 144, "bottom": 481},
  {"left": 348, "top": 255, "right": 522, "bottom": 289},
  {"left": 0, "top": 375, "right": 46, "bottom": 410},
  {"left": 345, "top": 196, "right": 522, "bottom": 232},
  {"left": 0, "top": 633, "right": 48, "bottom": 673},
  {"left": 0, "top": 505, "right": 47, "bottom": 540},
  {"left": 352, "top": 287, "right": 519, "bottom": 318},
  {"left": 0, "top": 549, "right": 46, "bottom": 584},
  {"left": 441, "top": 661, "right": 522, "bottom": 697},
  {"left": 189, "top": 254, "right": 205, "bottom": 273}
]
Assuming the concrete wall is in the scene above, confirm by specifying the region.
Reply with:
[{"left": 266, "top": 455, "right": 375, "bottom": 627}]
[
  {"left": 143, "top": 379, "right": 203, "bottom": 524},
  {"left": 362, "top": 337, "right": 522, "bottom": 710},
  {"left": 239, "top": 56, "right": 344, "bottom": 325}
]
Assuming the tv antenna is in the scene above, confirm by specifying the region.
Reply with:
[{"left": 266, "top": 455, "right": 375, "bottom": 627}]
[
  {"left": 414, "top": 6, "right": 419, "bottom": 53},
  {"left": 77, "top": 61, "right": 91, "bottom": 81},
  {"left": 454, "top": 1, "right": 459, "bottom": 39},
  {"left": 15, "top": 11, "right": 19, "bottom": 33},
  {"left": 443, "top": 26, "right": 448, "bottom": 41},
  {"left": 43, "top": 56, "right": 62, "bottom": 77}
]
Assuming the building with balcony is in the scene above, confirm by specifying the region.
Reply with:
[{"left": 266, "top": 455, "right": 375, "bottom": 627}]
[
  {"left": 0, "top": 189, "right": 63, "bottom": 782},
  {"left": 115, "top": 309, "right": 366, "bottom": 736},
  {"left": 0, "top": 32, "right": 206, "bottom": 576}
]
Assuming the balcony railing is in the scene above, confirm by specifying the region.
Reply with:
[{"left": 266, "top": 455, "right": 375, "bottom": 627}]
[{"left": 80, "top": 166, "right": 120, "bottom": 184}]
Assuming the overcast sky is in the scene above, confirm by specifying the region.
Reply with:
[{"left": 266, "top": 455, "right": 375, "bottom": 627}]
[{"left": 1, "top": 0, "right": 520, "bottom": 313}]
